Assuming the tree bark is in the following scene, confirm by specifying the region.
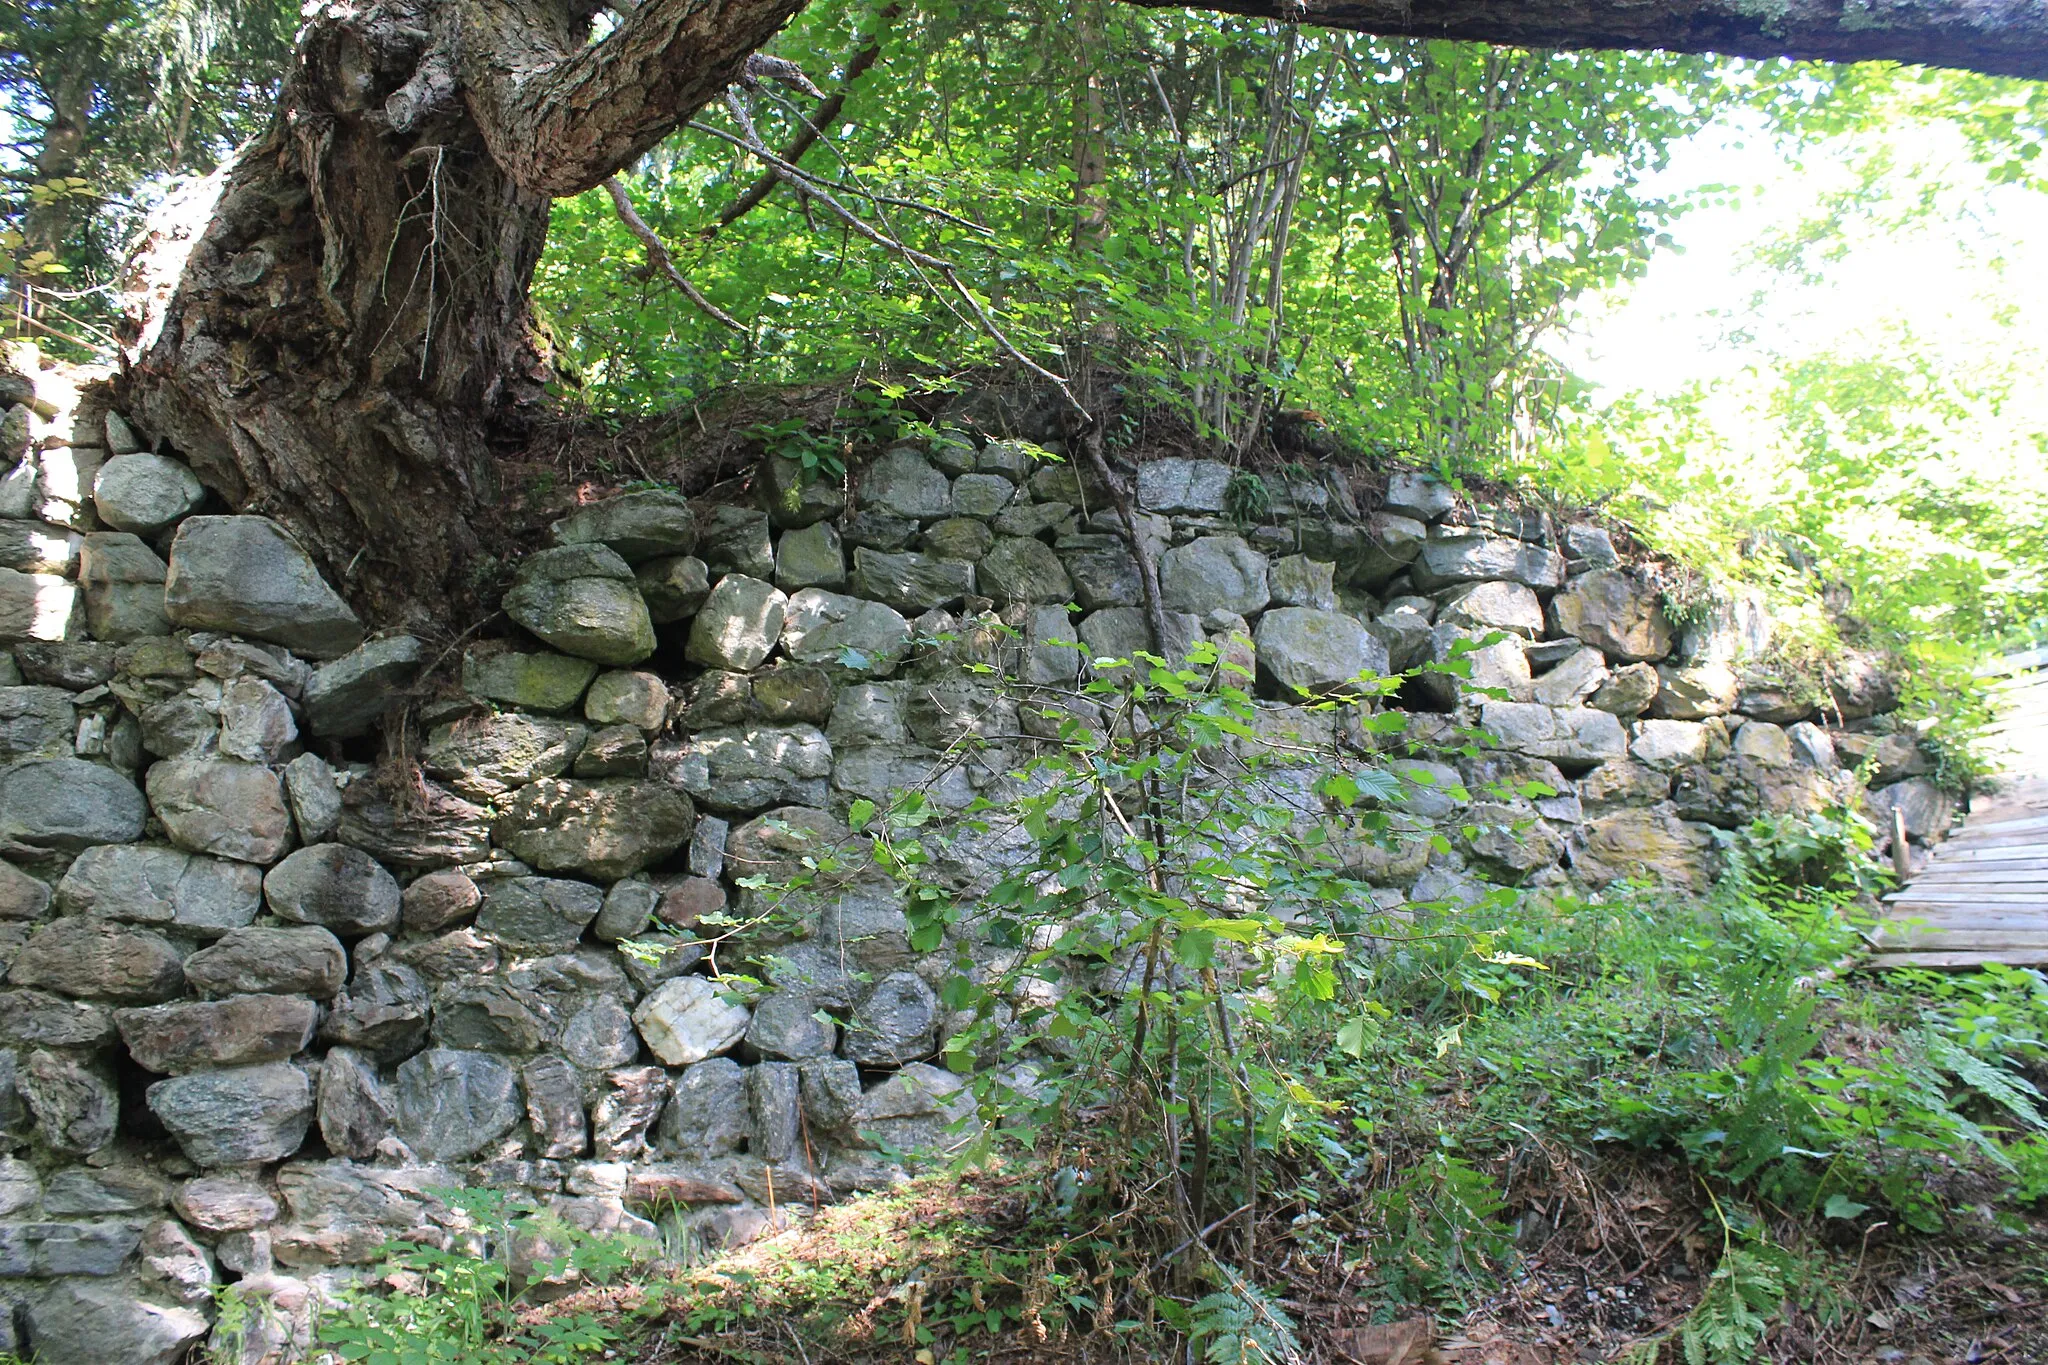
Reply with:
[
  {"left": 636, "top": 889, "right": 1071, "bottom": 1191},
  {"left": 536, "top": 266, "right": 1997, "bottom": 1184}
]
[
  {"left": 121, "top": 0, "right": 803, "bottom": 628},
  {"left": 1127, "top": 0, "right": 2048, "bottom": 82}
]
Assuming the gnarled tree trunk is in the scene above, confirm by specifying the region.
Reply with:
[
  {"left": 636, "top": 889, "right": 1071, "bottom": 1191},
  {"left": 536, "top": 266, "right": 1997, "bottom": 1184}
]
[{"left": 121, "top": 0, "right": 803, "bottom": 628}]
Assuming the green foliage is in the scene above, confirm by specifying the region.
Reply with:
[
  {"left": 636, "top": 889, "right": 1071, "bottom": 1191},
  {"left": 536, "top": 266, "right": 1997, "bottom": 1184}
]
[
  {"left": 306, "top": 1189, "right": 655, "bottom": 1365},
  {"left": 1368, "top": 1154, "right": 1512, "bottom": 1308}
]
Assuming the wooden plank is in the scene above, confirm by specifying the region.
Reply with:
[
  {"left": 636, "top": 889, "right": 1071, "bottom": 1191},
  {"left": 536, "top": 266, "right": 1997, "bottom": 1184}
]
[
  {"left": 1891, "top": 879, "right": 2048, "bottom": 893},
  {"left": 1880, "top": 905, "right": 2048, "bottom": 922},
  {"left": 1921, "top": 849, "right": 2048, "bottom": 867},
  {"left": 1864, "top": 949, "right": 2048, "bottom": 971},
  {"left": 1883, "top": 891, "right": 2048, "bottom": 906},
  {"left": 1954, "top": 814, "right": 2048, "bottom": 836},
  {"left": 1869, "top": 931, "right": 2048, "bottom": 950}
]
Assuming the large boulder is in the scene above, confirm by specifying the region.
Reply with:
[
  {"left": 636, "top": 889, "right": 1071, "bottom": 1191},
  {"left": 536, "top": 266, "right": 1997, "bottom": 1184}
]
[
  {"left": 182, "top": 926, "right": 347, "bottom": 998},
  {"left": 92, "top": 452, "right": 206, "bottom": 535},
  {"left": 421, "top": 712, "right": 586, "bottom": 800},
  {"left": 759, "top": 453, "right": 848, "bottom": 529},
  {"left": 1410, "top": 534, "right": 1565, "bottom": 591},
  {"left": 462, "top": 647, "right": 598, "bottom": 712},
  {"left": 773, "top": 520, "right": 846, "bottom": 591},
  {"left": 977, "top": 536, "right": 1073, "bottom": 604},
  {"left": 1547, "top": 569, "right": 1672, "bottom": 662},
  {"left": 1437, "top": 580, "right": 1544, "bottom": 637},
  {"left": 0, "top": 684, "right": 74, "bottom": 763},
  {"left": 1254, "top": 608, "right": 1387, "bottom": 694},
  {"left": 23, "top": 1279, "right": 209, "bottom": 1365},
  {"left": 686, "top": 574, "right": 788, "bottom": 672},
  {"left": 303, "top": 636, "right": 424, "bottom": 738},
  {"left": 0, "top": 519, "right": 79, "bottom": 575},
  {"left": 8, "top": 919, "right": 184, "bottom": 1003},
  {"left": 163, "top": 516, "right": 363, "bottom": 657},
  {"left": 1649, "top": 662, "right": 1739, "bottom": 719},
  {"left": 1161, "top": 535, "right": 1269, "bottom": 616},
  {"left": 492, "top": 778, "right": 694, "bottom": 880},
  {"left": 54, "top": 844, "right": 262, "bottom": 936},
  {"left": 146, "top": 758, "right": 295, "bottom": 864},
  {"left": 634, "top": 976, "right": 752, "bottom": 1066},
  {"left": 552, "top": 490, "right": 697, "bottom": 563},
  {"left": 78, "top": 532, "right": 171, "bottom": 640},
  {"left": 1382, "top": 471, "right": 1456, "bottom": 522},
  {"left": 843, "top": 972, "right": 939, "bottom": 1066},
  {"left": 781, "top": 589, "right": 912, "bottom": 675},
  {"left": 1057, "top": 534, "right": 1142, "bottom": 610},
  {"left": 148, "top": 1063, "right": 315, "bottom": 1166},
  {"left": 666, "top": 724, "right": 833, "bottom": 812},
  {"left": 264, "top": 844, "right": 402, "bottom": 937},
  {"left": 1477, "top": 702, "right": 1627, "bottom": 769},
  {"left": 1571, "top": 806, "right": 1714, "bottom": 891},
  {"left": 0, "top": 567, "right": 82, "bottom": 643},
  {"left": 116, "top": 995, "right": 319, "bottom": 1074},
  {"left": 503, "top": 544, "right": 656, "bottom": 666},
  {"left": 858, "top": 448, "right": 952, "bottom": 520},
  {"left": 475, "top": 876, "right": 605, "bottom": 952},
  {"left": 1137, "top": 457, "right": 1232, "bottom": 514},
  {"left": 850, "top": 548, "right": 975, "bottom": 613},
  {"left": 636, "top": 554, "right": 712, "bottom": 623},
  {"left": 393, "top": 1048, "right": 521, "bottom": 1161}
]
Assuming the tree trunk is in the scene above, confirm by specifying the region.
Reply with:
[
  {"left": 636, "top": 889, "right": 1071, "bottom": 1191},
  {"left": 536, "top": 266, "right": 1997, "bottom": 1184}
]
[{"left": 121, "top": 0, "right": 804, "bottom": 629}]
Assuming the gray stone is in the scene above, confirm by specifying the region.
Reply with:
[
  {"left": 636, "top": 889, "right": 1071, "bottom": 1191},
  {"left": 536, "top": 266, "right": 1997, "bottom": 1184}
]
[
  {"left": 594, "top": 879, "right": 659, "bottom": 942},
  {"left": 565, "top": 998, "right": 640, "bottom": 1070},
  {"left": 1055, "top": 535, "right": 1140, "bottom": 610},
  {"left": 0, "top": 566, "right": 81, "bottom": 642},
  {"left": 633, "top": 976, "right": 751, "bottom": 1066},
  {"left": 1531, "top": 647, "right": 1610, "bottom": 707},
  {"left": 24, "top": 1279, "right": 209, "bottom": 1365},
  {"left": 1732, "top": 720, "right": 1793, "bottom": 765},
  {"left": 21, "top": 1049, "right": 119, "bottom": 1153},
  {"left": 854, "top": 1062, "right": 974, "bottom": 1158},
  {"left": 463, "top": 648, "right": 599, "bottom": 713},
  {"left": 492, "top": 777, "right": 694, "bottom": 880},
  {"left": 1548, "top": 569, "right": 1672, "bottom": 662},
  {"left": 36, "top": 444, "right": 106, "bottom": 529},
  {"left": 1649, "top": 662, "right": 1739, "bottom": 719},
  {"left": 1161, "top": 535, "right": 1269, "bottom": 616},
  {"left": 759, "top": 453, "right": 848, "bottom": 529},
  {"left": 1562, "top": 522, "right": 1619, "bottom": 570},
  {"left": 1268, "top": 555, "right": 1339, "bottom": 610},
  {"left": 1253, "top": 608, "right": 1387, "bottom": 695},
  {"left": 1079, "top": 606, "right": 1203, "bottom": 669},
  {"left": 1137, "top": 457, "right": 1232, "bottom": 514},
  {"left": 319, "top": 961, "right": 431, "bottom": 1060},
  {"left": 163, "top": 516, "right": 362, "bottom": 657},
  {"left": 303, "top": 636, "right": 424, "bottom": 738},
  {"left": 752, "top": 662, "right": 836, "bottom": 723},
  {"left": 523, "top": 1054, "right": 588, "bottom": 1159},
  {"left": 0, "top": 859, "right": 48, "bottom": 920},
  {"left": 399, "top": 869, "right": 479, "bottom": 935},
  {"left": 1872, "top": 777, "right": 1953, "bottom": 843},
  {"left": 592, "top": 1065, "right": 669, "bottom": 1159},
  {"left": 669, "top": 723, "right": 834, "bottom": 812},
  {"left": 147, "top": 757, "right": 294, "bottom": 864},
  {"left": 10, "top": 918, "right": 183, "bottom": 1002},
  {"left": 265, "top": 843, "right": 401, "bottom": 936},
  {"left": 685, "top": 574, "right": 787, "bottom": 671},
  {"left": 173, "top": 1177, "right": 278, "bottom": 1234},
  {"left": 1588, "top": 661, "right": 1660, "bottom": 716},
  {"left": 1460, "top": 801, "right": 1566, "bottom": 882},
  {"left": 0, "top": 1156, "right": 36, "bottom": 1213},
  {"left": 1415, "top": 624, "right": 1532, "bottom": 707},
  {"left": 1786, "top": 721, "right": 1836, "bottom": 769},
  {"left": 1369, "top": 602, "right": 1434, "bottom": 672},
  {"left": 1351, "top": 512, "right": 1429, "bottom": 588},
  {"left": 17, "top": 640, "right": 116, "bottom": 689},
  {"left": 584, "top": 670, "right": 670, "bottom": 732},
  {"left": 105, "top": 411, "right": 145, "bottom": 454},
  {"left": 185, "top": 926, "right": 346, "bottom": 997},
  {"left": 92, "top": 452, "right": 206, "bottom": 534},
  {"left": 994, "top": 500, "right": 1075, "bottom": 540},
  {"left": 74, "top": 532, "right": 168, "bottom": 640},
  {"left": 282, "top": 752, "right": 343, "bottom": 843},
  {"left": 0, "top": 990, "right": 116, "bottom": 1050},
  {"left": 1478, "top": 702, "right": 1627, "bottom": 768},
  {"left": 422, "top": 712, "right": 586, "bottom": 799},
  {"left": 504, "top": 544, "right": 656, "bottom": 665},
  {"left": 781, "top": 588, "right": 912, "bottom": 674},
  {"left": 949, "top": 473, "right": 1015, "bottom": 519},
  {"left": 0, "top": 684, "right": 72, "bottom": 762},
  {"left": 42, "top": 1166, "right": 166, "bottom": 1215},
  {"left": 697, "top": 505, "right": 776, "bottom": 579},
  {"left": 659, "top": 1056, "right": 749, "bottom": 1156},
  {"left": 477, "top": 875, "right": 604, "bottom": 952},
  {"left": 859, "top": 448, "right": 952, "bottom": 520},
  {"left": 1382, "top": 471, "right": 1457, "bottom": 522},
  {"left": 1572, "top": 806, "right": 1715, "bottom": 891},
  {"left": 842, "top": 510, "right": 919, "bottom": 551},
  {"left": 1630, "top": 719, "right": 1714, "bottom": 770},
  {"left": 553, "top": 490, "right": 697, "bottom": 563},
  {"left": 1411, "top": 534, "right": 1566, "bottom": 591},
  {"left": 55, "top": 843, "right": 262, "bottom": 935},
  {"left": 1437, "top": 579, "right": 1544, "bottom": 637},
  {"left": 748, "top": 1062, "right": 801, "bottom": 1163},
  {"left": 328, "top": 777, "right": 488, "bottom": 872},
  {"left": 393, "top": 1048, "right": 521, "bottom": 1161},
  {"left": 430, "top": 981, "right": 555, "bottom": 1052},
  {"left": 746, "top": 990, "right": 836, "bottom": 1060},
  {"left": 149, "top": 1063, "right": 314, "bottom": 1166},
  {"left": 978, "top": 535, "right": 1073, "bottom": 604},
  {"left": 1578, "top": 759, "right": 1675, "bottom": 810},
  {"left": 635, "top": 554, "right": 711, "bottom": 623},
  {"left": 0, "top": 458, "right": 37, "bottom": 523},
  {"left": 843, "top": 971, "right": 938, "bottom": 1066},
  {"left": 116, "top": 995, "right": 319, "bottom": 1073},
  {"left": 218, "top": 676, "right": 297, "bottom": 763},
  {"left": 922, "top": 516, "right": 995, "bottom": 562},
  {"left": 850, "top": 548, "right": 975, "bottom": 614},
  {"left": 799, "top": 1058, "right": 863, "bottom": 1135},
  {"left": 773, "top": 521, "right": 847, "bottom": 592}
]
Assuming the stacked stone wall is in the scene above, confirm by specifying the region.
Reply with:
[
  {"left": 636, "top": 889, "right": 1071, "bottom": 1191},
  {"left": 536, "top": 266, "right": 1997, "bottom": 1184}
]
[{"left": 0, "top": 361, "right": 1940, "bottom": 1363}]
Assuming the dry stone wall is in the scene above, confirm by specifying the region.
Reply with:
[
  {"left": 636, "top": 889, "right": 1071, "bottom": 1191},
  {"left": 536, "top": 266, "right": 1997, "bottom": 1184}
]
[{"left": 0, "top": 361, "right": 1939, "bottom": 1364}]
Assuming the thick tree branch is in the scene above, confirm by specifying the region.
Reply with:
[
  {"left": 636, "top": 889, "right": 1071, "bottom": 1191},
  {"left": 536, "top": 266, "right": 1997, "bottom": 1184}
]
[
  {"left": 601, "top": 177, "right": 745, "bottom": 331},
  {"left": 459, "top": 0, "right": 808, "bottom": 199},
  {"left": 1126, "top": 0, "right": 2048, "bottom": 81}
]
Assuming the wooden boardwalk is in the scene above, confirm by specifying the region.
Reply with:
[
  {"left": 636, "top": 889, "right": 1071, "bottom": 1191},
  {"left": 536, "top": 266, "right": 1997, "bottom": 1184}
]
[{"left": 1868, "top": 661, "right": 2048, "bottom": 970}]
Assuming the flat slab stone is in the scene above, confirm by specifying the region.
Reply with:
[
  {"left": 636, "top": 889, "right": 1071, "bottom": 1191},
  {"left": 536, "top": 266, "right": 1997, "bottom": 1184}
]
[
  {"left": 148, "top": 1062, "right": 314, "bottom": 1166},
  {"left": 164, "top": 516, "right": 363, "bottom": 657}
]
